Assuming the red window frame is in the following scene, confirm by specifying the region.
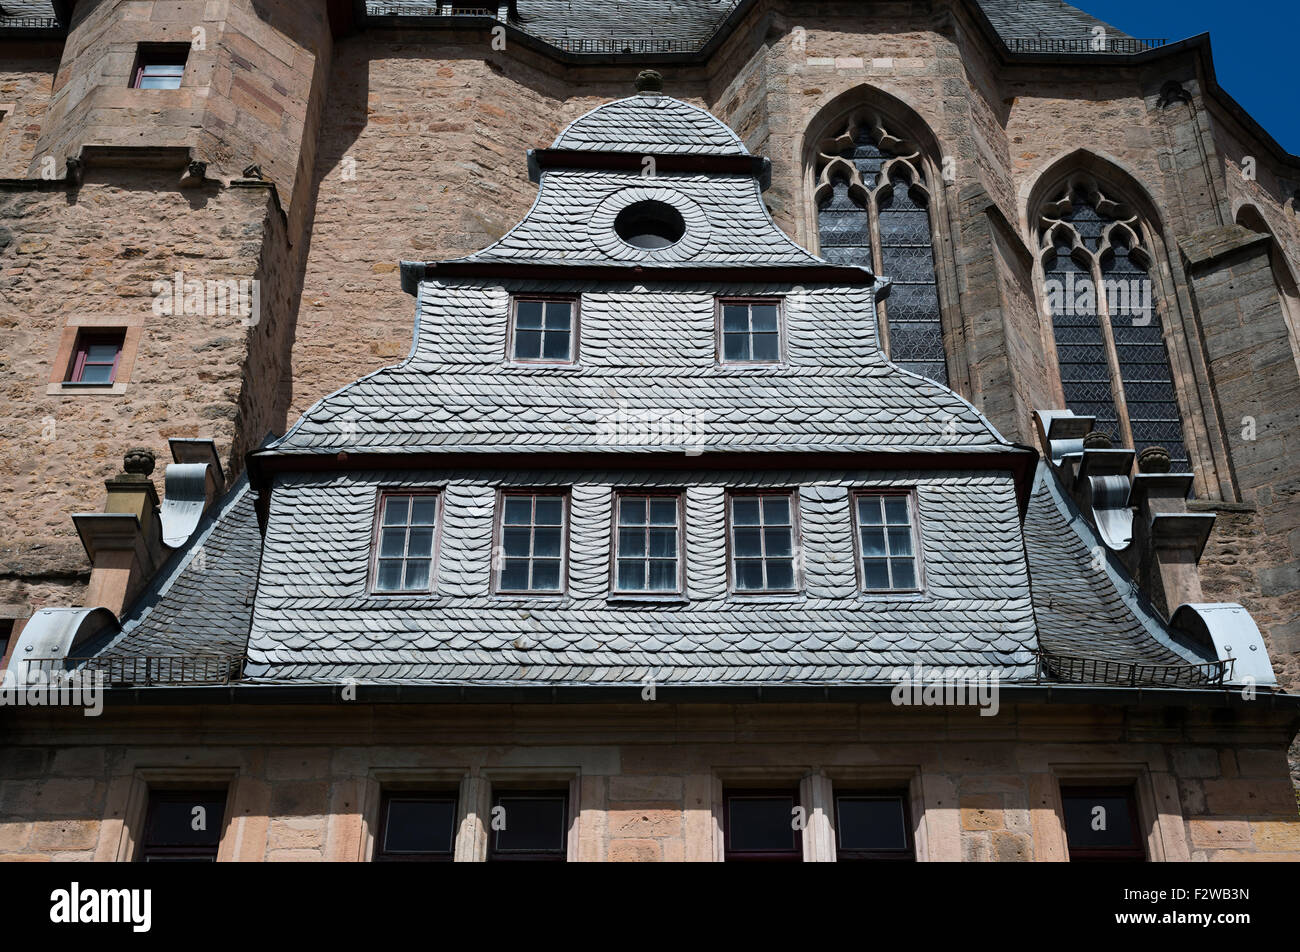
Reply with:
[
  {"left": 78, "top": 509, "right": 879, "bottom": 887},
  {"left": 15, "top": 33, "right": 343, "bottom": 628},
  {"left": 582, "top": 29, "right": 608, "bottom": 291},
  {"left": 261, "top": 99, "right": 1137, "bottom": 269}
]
[{"left": 66, "top": 331, "right": 124, "bottom": 384}]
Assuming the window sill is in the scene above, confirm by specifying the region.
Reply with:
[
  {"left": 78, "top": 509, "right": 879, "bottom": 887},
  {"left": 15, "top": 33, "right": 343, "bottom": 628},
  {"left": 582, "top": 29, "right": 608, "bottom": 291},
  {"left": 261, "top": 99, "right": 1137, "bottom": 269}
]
[
  {"left": 47, "top": 381, "right": 127, "bottom": 395},
  {"left": 727, "top": 592, "right": 806, "bottom": 603},
  {"left": 857, "top": 590, "right": 927, "bottom": 601},
  {"left": 606, "top": 593, "right": 689, "bottom": 605}
]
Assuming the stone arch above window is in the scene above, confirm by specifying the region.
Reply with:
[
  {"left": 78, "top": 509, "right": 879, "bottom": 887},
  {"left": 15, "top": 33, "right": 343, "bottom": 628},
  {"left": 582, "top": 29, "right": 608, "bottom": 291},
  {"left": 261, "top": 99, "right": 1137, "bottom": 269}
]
[
  {"left": 1036, "top": 173, "right": 1190, "bottom": 472},
  {"left": 813, "top": 111, "right": 948, "bottom": 385}
]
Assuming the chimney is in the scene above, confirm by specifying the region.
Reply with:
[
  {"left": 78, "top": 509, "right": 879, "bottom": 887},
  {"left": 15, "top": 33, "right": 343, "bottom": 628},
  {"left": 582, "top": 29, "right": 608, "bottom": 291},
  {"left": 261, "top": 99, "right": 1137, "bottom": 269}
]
[{"left": 72, "top": 448, "right": 166, "bottom": 616}]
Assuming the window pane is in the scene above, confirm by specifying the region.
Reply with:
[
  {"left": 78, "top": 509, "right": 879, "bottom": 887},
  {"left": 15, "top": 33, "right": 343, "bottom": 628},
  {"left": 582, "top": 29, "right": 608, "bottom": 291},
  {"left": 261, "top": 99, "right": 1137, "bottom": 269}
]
[
  {"left": 723, "top": 332, "right": 748, "bottom": 361},
  {"left": 500, "top": 559, "right": 529, "bottom": 591},
  {"left": 766, "top": 559, "right": 794, "bottom": 589},
  {"left": 1062, "top": 792, "right": 1138, "bottom": 850},
  {"left": 494, "top": 796, "right": 566, "bottom": 853},
  {"left": 837, "top": 796, "right": 907, "bottom": 852},
  {"left": 648, "top": 560, "right": 677, "bottom": 591},
  {"left": 502, "top": 526, "right": 531, "bottom": 557},
  {"left": 890, "top": 559, "right": 916, "bottom": 589},
  {"left": 514, "top": 329, "right": 542, "bottom": 360},
  {"left": 617, "top": 559, "right": 645, "bottom": 591},
  {"left": 143, "top": 795, "right": 225, "bottom": 848},
  {"left": 534, "top": 497, "right": 564, "bottom": 524},
  {"left": 751, "top": 333, "right": 779, "bottom": 361},
  {"left": 516, "top": 300, "right": 544, "bottom": 329},
  {"left": 86, "top": 343, "right": 120, "bottom": 362},
  {"left": 733, "top": 527, "right": 762, "bottom": 558},
  {"left": 886, "top": 527, "right": 912, "bottom": 557},
  {"left": 884, "top": 497, "right": 910, "bottom": 524},
  {"left": 503, "top": 497, "right": 533, "bottom": 525},
  {"left": 618, "top": 527, "right": 645, "bottom": 557},
  {"left": 863, "top": 559, "right": 889, "bottom": 589},
  {"left": 762, "top": 496, "right": 790, "bottom": 525},
  {"left": 763, "top": 526, "right": 792, "bottom": 557},
  {"left": 376, "top": 560, "right": 403, "bottom": 591},
  {"left": 531, "top": 559, "right": 561, "bottom": 590},
  {"left": 380, "top": 527, "right": 407, "bottom": 558},
  {"left": 735, "top": 560, "right": 764, "bottom": 590},
  {"left": 403, "top": 559, "right": 431, "bottom": 591},
  {"left": 732, "top": 498, "right": 760, "bottom": 525},
  {"left": 544, "top": 301, "right": 571, "bottom": 330},
  {"left": 541, "top": 330, "right": 571, "bottom": 360},
  {"left": 860, "top": 527, "right": 886, "bottom": 557},
  {"left": 532, "top": 526, "right": 562, "bottom": 558},
  {"left": 648, "top": 498, "right": 677, "bottom": 526},
  {"left": 722, "top": 305, "right": 749, "bottom": 333},
  {"left": 410, "top": 497, "right": 438, "bottom": 525},
  {"left": 407, "top": 526, "right": 434, "bottom": 558},
  {"left": 858, "top": 496, "right": 883, "bottom": 525},
  {"left": 619, "top": 496, "right": 647, "bottom": 526},
  {"left": 383, "top": 496, "right": 410, "bottom": 526},
  {"left": 750, "top": 304, "right": 779, "bottom": 332},
  {"left": 728, "top": 796, "right": 797, "bottom": 852},
  {"left": 383, "top": 798, "right": 456, "bottom": 854},
  {"left": 78, "top": 363, "right": 114, "bottom": 384},
  {"left": 647, "top": 527, "right": 676, "bottom": 558}
]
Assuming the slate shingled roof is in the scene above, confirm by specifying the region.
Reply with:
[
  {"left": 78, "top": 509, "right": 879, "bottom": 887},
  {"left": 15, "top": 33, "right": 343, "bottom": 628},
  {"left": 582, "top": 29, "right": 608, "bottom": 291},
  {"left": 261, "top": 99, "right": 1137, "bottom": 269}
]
[{"left": 552, "top": 95, "right": 747, "bottom": 154}]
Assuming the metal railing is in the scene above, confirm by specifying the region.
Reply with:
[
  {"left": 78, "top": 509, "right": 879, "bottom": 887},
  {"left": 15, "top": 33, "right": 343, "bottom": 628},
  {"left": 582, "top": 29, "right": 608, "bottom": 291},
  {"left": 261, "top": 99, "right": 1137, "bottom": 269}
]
[
  {"left": 23, "top": 654, "right": 245, "bottom": 686},
  {"left": 1037, "top": 649, "right": 1228, "bottom": 687},
  {"left": 0, "top": 16, "right": 60, "bottom": 29},
  {"left": 1006, "top": 37, "right": 1167, "bottom": 55}
]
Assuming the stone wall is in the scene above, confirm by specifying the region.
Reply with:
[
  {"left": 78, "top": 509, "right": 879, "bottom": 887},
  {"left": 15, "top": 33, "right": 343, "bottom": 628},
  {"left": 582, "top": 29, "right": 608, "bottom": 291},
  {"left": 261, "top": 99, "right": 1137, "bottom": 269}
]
[
  {"left": 0, "top": 44, "right": 58, "bottom": 179},
  {"left": 0, "top": 702, "right": 1295, "bottom": 861}
]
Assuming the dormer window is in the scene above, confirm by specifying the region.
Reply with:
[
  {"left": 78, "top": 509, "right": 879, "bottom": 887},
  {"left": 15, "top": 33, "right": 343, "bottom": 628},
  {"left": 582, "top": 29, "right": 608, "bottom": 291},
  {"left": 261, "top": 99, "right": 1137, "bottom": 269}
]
[
  {"left": 718, "top": 298, "right": 782, "bottom": 364},
  {"left": 509, "top": 296, "right": 577, "bottom": 364}
]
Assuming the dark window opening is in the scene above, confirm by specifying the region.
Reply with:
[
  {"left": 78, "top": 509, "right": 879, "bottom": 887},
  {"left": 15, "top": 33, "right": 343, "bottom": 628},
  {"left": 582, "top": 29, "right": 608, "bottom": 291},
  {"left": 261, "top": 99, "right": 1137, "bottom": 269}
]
[
  {"left": 614, "top": 200, "right": 685, "bottom": 249},
  {"left": 139, "top": 789, "right": 226, "bottom": 862},
  {"left": 488, "top": 790, "right": 568, "bottom": 861},
  {"left": 724, "top": 789, "right": 802, "bottom": 861},
  {"left": 132, "top": 45, "right": 189, "bottom": 90},
  {"left": 1061, "top": 785, "right": 1145, "bottom": 861},
  {"left": 720, "top": 299, "right": 782, "bottom": 364},
  {"left": 375, "top": 792, "right": 458, "bottom": 861},
  {"left": 66, "top": 330, "right": 124, "bottom": 385},
  {"left": 511, "top": 297, "right": 575, "bottom": 363},
  {"left": 835, "top": 791, "right": 914, "bottom": 861}
]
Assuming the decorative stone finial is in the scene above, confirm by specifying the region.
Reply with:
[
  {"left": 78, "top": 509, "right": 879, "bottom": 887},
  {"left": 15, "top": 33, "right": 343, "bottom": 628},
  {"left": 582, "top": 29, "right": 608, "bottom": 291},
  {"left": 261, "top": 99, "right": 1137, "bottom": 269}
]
[
  {"left": 1136, "top": 445, "right": 1172, "bottom": 474},
  {"left": 635, "top": 70, "right": 663, "bottom": 94},
  {"left": 1082, "top": 430, "right": 1113, "bottom": 450},
  {"left": 123, "top": 447, "right": 156, "bottom": 477}
]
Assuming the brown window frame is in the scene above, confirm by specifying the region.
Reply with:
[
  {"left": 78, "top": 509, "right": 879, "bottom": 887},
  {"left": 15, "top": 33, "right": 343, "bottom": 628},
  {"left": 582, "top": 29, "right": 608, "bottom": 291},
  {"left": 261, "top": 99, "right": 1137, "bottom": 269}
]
[
  {"left": 609, "top": 490, "right": 686, "bottom": 597},
  {"left": 367, "top": 489, "right": 444, "bottom": 596},
  {"left": 716, "top": 296, "right": 786, "bottom": 366},
  {"left": 131, "top": 44, "right": 190, "bottom": 90},
  {"left": 1060, "top": 784, "right": 1146, "bottom": 862},
  {"left": 833, "top": 790, "right": 915, "bottom": 861},
  {"left": 725, "top": 489, "right": 803, "bottom": 595},
  {"left": 723, "top": 788, "right": 804, "bottom": 862},
  {"left": 138, "top": 788, "right": 228, "bottom": 862},
  {"left": 492, "top": 489, "right": 570, "bottom": 596},
  {"left": 65, "top": 329, "right": 125, "bottom": 385},
  {"left": 374, "top": 790, "right": 458, "bottom": 862},
  {"left": 487, "top": 789, "right": 569, "bottom": 862},
  {"left": 506, "top": 294, "right": 580, "bottom": 366},
  {"left": 849, "top": 489, "right": 925, "bottom": 594}
]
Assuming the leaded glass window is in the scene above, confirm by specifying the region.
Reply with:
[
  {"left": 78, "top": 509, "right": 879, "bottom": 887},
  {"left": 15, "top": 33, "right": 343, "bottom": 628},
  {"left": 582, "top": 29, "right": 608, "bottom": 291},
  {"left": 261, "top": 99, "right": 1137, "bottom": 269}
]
[
  {"left": 814, "top": 118, "right": 948, "bottom": 384},
  {"left": 1038, "top": 180, "right": 1189, "bottom": 471}
]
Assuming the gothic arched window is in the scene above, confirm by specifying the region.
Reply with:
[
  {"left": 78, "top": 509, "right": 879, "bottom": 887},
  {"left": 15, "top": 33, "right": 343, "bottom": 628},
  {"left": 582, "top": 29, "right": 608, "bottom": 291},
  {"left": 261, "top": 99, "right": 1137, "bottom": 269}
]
[
  {"left": 1038, "top": 179, "right": 1190, "bottom": 471},
  {"left": 814, "top": 117, "right": 948, "bottom": 385}
]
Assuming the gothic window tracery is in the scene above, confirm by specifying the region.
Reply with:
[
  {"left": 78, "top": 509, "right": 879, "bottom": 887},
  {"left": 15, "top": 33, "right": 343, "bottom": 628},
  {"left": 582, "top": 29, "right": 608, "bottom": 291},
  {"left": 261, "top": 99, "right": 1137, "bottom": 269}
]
[
  {"left": 1037, "top": 177, "right": 1189, "bottom": 472},
  {"left": 814, "top": 115, "right": 948, "bottom": 385}
]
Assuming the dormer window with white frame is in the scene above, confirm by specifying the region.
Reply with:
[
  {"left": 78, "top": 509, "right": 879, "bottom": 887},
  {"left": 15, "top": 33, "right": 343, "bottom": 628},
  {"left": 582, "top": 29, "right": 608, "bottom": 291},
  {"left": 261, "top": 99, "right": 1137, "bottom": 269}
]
[{"left": 509, "top": 295, "right": 578, "bottom": 364}]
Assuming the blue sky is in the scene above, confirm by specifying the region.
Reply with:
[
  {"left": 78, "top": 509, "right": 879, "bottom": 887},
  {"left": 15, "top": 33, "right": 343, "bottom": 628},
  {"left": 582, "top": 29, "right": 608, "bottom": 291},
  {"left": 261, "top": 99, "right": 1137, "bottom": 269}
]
[{"left": 1080, "top": 0, "right": 1299, "bottom": 153}]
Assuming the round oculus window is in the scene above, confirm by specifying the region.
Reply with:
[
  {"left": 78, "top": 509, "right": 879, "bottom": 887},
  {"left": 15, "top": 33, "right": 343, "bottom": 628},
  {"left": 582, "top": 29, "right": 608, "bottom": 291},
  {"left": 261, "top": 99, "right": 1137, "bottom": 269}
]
[{"left": 614, "top": 200, "right": 686, "bottom": 249}]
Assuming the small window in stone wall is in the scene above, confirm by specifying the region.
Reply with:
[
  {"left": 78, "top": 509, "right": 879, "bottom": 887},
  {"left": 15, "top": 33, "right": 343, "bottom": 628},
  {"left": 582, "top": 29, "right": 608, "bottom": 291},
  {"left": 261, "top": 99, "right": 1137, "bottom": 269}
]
[
  {"left": 723, "top": 789, "right": 803, "bottom": 862},
  {"left": 132, "top": 45, "right": 190, "bottom": 90},
  {"left": 487, "top": 790, "right": 568, "bottom": 861},
  {"left": 834, "top": 791, "right": 914, "bottom": 861},
  {"left": 375, "top": 791, "right": 458, "bottom": 861},
  {"left": 139, "top": 789, "right": 227, "bottom": 861},
  {"left": 65, "top": 330, "right": 124, "bottom": 385},
  {"left": 1060, "top": 784, "right": 1145, "bottom": 861}
]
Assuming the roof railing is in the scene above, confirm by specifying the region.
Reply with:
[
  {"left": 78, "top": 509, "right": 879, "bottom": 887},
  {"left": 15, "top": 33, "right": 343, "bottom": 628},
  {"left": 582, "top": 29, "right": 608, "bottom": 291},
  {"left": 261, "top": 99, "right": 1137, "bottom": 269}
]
[
  {"left": 1006, "top": 37, "right": 1168, "bottom": 55},
  {"left": 1036, "top": 649, "right": 1228, "bottom": 687},
  {"left": 0, "top": 16, "right": 60, "bottom": 29},
  {"left": 21, "top": 654, "right": 245, "bottom": 686}
]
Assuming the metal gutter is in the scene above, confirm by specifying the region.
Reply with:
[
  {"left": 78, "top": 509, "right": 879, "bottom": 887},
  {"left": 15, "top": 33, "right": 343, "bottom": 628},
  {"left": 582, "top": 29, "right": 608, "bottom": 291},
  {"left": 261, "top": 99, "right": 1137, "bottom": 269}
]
[{"left": 23, "top": 681, "right": 1300, "bottom": 709}]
